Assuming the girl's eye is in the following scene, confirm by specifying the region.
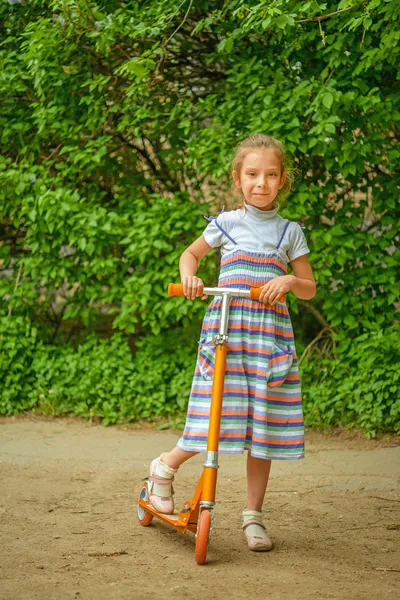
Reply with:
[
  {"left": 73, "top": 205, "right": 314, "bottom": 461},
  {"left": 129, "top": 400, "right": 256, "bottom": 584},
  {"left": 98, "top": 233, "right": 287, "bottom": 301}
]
[{"left": 247, "top": 172, "right": 278, "bottom": 177}]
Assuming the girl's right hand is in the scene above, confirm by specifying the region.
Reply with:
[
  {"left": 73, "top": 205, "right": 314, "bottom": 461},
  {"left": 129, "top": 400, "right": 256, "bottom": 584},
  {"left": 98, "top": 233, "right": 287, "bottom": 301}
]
[{"left": 182, "top": 276, "right": 207, "bottom": 300}]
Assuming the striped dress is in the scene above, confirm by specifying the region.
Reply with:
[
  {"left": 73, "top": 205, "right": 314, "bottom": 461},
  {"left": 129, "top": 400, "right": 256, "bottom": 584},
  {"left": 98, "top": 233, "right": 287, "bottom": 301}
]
[{"left": 177, "top": 217, "right": 305, "bottom": 461}]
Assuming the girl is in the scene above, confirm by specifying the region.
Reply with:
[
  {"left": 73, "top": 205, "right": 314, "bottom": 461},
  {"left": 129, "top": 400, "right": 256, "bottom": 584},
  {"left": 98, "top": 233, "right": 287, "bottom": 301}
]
[{"left": 147, "top": 134, "right": 316, "bottom": 552}]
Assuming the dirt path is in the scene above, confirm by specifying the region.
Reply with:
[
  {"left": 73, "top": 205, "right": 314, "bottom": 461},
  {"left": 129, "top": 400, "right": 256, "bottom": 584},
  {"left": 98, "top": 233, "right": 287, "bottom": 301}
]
[{"left": 1, "top": 417, "right": 399, "bottom": 600}]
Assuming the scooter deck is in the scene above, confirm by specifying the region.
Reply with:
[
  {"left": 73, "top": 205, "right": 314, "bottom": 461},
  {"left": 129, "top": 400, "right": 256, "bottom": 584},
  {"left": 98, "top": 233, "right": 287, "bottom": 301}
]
[{"left": 138, "top": 499, "right": 198, "bottom": 533}]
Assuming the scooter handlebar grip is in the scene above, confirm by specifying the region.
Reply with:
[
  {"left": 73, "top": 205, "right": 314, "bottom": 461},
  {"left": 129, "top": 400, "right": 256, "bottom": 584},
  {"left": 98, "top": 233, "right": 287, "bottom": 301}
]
[
  {"left": 249, "top": 287, "right": 262, "bottom": 301},
  {"left": 250, "top": 287, "right": 285, "bottom": 304},
  {"left": 168, "top": 283, "right": 185, "bottom": 297}
]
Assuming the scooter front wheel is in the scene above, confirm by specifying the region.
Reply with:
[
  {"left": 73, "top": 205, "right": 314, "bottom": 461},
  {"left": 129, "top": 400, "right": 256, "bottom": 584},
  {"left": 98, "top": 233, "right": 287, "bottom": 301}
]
[
  {"left": 137, "top": 480, "right": 154, "bottom": 527},
  {"left": 195, "top": 509, "right": 212, "bottom": 565}
]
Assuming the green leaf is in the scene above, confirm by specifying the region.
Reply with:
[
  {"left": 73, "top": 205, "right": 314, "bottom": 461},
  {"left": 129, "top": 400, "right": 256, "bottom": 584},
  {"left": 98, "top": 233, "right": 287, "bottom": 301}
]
[
  {"left": 276, "top": 15, "right": 288, "bottom": 30},
  {"left": 322, "top": 92, "right": 333, "bottom": 109},
  {"left": 363, "top": 16, "right": 372, "bottom": 30}
]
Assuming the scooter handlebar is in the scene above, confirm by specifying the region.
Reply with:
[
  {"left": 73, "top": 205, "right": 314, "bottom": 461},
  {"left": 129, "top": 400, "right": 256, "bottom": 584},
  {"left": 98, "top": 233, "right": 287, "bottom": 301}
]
[
  {"left": 168, "top": 283, "right": 285, "bottom": 304},
  {"left": 168, "top": 283, "right": 186, "bottom": 297},
  {"left": 249, "top": 287, "right": 285, "bottom": 303}
]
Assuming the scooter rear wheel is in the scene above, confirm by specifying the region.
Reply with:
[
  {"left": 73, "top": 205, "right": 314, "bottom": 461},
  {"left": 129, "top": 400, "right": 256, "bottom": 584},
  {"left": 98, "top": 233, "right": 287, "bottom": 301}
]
[
  {"left": 195, "top": 509, "right": 212, "bottom": 565},
  {"left": 137, "top": 480, "right": 154, "bottom": 527}
]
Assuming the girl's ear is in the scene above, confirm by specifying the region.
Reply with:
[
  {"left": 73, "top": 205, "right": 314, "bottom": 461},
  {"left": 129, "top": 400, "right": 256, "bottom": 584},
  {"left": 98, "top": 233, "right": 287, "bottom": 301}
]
[
  {"left": 279, "top": 171, "right": 287, "bottom": 189},
  {"left": 232, "top": 170, "right": 241, "bottom": 188}
]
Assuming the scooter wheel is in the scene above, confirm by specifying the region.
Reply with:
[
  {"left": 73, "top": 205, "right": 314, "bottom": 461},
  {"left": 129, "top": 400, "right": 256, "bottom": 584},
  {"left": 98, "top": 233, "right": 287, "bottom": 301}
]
[
  {"left": 195, "top": 509, "right": 212, "bottom": 565},
  {"left": 137, "top": 480, "right": 154, "bottom": 527}
]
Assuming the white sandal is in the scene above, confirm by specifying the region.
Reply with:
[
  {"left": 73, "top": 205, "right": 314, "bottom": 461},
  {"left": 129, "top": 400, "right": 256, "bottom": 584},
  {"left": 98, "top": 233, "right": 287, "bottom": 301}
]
[
  {"left": 148, "top": 474, "right": 175, "bottom": 514},
  {"left": 242, "top": 510, "right": 273, "bottom": 552},
  {"left": 148, "top": 454, "right": 178, "bottom": 515},
  {"left": 242, "top": 519, "right": 273, "bottom": 551}
]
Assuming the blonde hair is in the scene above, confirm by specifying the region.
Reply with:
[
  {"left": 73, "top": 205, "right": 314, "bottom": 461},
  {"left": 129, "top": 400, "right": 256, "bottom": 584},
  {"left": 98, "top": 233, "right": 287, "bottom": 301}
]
[{"left": 231, "top": 133, "right": 294, "bottom": 206}]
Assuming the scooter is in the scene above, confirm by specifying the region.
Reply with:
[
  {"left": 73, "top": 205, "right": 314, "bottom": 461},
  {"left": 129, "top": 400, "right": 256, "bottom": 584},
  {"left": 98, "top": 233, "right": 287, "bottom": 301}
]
[{"left": 137, "top": 282, "right": 282, "bottom": 565}]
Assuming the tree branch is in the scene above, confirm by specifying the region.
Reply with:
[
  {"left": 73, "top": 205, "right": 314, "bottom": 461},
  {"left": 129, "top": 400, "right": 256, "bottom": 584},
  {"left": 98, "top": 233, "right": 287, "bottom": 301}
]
[
  {"left": 299, "top": 326, "right": 336, "bottom": 365},
  {"left": 157, "top": 0, "right": 194, "bottom": 73},
  {"left": 163, "top": 0, "right": 194, "bottom": 49},
  {"left": 297, "top": 2, "right": 364, "bottom": 24},
  {"left": 299, "top": 300, "right": 331, "bottom": 329},
  {"left": 115, "top": 133, "right": 180, "bottom": 194}
]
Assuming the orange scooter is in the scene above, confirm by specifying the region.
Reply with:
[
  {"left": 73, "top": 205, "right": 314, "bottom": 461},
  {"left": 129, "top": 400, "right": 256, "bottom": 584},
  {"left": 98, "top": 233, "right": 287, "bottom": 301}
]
[{"left": 137, "top": 282, "right": 283, "bottom": 565}]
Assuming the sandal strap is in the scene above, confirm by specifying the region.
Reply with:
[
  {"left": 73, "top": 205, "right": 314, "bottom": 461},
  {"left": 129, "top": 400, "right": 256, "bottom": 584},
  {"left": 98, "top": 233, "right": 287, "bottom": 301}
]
[
  {"left": 242, "top": 520, "right": 266, "bottom": 531},
  {"left": 148, "top": 476, "right": 175, "bottom": 498},
  {"left": 148, "top": 475, "right": 175, "bottom": 485}
]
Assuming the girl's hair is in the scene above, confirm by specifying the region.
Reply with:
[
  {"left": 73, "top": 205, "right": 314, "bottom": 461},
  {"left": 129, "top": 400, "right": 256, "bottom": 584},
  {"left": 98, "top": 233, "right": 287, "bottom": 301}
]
[{"left": 231, "top": 133, "right": 294, "bottom": 205}]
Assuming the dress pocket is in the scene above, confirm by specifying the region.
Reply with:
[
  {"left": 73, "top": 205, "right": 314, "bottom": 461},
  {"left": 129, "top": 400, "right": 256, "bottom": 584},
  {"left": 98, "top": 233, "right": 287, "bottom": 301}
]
[
  {"left": 266, "top": 342, "right": 293, "bottom": 388},
  {"left": 198, "top": 337, "right": 216, "bottom": 381}
]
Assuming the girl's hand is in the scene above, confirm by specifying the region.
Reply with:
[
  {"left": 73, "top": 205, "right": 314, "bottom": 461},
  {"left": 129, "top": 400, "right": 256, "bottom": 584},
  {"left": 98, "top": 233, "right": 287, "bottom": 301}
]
[
  {"left": 259, "top": 275, "right": 294, "bottom": 305},
  {"left": 182, "top": 276, "right": 208, "bottom": 300}
]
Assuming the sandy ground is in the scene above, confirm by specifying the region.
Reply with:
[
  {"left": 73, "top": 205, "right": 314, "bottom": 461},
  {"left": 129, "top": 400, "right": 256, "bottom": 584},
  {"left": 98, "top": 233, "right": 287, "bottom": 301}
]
[{"left": 0, "top": 417, "right": 399, "bottom": 600}]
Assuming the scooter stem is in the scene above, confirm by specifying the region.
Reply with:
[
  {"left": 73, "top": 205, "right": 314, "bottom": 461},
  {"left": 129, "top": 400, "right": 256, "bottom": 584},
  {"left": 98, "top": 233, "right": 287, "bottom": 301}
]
[{"left": 201, "top": 293, "right": 230, "bottom": 505}]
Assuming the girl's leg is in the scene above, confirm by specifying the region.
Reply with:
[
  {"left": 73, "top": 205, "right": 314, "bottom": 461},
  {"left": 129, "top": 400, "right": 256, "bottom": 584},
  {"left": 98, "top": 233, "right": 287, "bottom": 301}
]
[
  {"left": 161, "top": 447, "right": 199, "bottom": 470},
  {"left": 148, "top": 447, "right": 198, "bottom": 514},
  {"left": 243, "top": 453, "right": 273, "bottom": 551},
  {"left": 246, "top": 453, "right": 271, "bottom": 511}
]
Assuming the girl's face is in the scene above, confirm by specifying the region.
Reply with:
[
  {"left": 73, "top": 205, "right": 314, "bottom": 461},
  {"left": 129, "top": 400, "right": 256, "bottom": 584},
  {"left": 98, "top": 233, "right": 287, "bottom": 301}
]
[{"left": 232, "top": 149, "right": 286, "bottom": 211}]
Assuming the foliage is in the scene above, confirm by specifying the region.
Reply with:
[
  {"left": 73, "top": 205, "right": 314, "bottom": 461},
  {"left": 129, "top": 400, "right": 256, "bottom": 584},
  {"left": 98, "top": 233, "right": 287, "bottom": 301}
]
[
  {"left": 302, "top": 325, "right": 400, "bottom": 437},
  {"left": 0, "top": 1, "right": 399, "bottom": 434},
  {"left": 1, "top": 0, "right": 399, "bottom": 337},
  {"left": 2, "top": 315, "right": 398, "bottom": 436},
  {"left": 0, "top": 315, "right": 197, "bottom": 426},
  {"left": 0, "top": 315, "right": 40, "bottom": 415}
]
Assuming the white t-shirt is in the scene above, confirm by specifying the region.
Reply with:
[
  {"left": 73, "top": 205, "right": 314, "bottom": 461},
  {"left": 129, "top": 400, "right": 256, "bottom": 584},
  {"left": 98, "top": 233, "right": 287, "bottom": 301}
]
[{"left": 202, "top": 202, "right": 309, "bottom": 263}]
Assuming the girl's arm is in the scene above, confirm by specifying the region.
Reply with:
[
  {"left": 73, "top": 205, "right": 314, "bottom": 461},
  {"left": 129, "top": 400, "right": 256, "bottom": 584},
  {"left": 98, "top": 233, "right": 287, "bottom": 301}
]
[
  {"left": 180, "top": 235, "right": 213, "bottom": 299},
  {"left": 289, "top": 254, "right": 317, "bottom": 299},
  {"left": 259, "top": 254, "right": 316, "bottom": 305}
]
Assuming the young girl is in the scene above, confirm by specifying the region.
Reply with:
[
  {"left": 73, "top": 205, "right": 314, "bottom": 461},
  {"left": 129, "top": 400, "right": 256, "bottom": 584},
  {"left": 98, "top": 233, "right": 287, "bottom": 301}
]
[{"left": 147, "top": 133, "right": 316, "bottom": 552}]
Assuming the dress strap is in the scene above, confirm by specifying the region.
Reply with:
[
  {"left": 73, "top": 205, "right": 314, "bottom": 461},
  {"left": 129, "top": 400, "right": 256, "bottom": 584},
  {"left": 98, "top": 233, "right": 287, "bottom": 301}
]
[
  {"left": 204, "top": 214, "right": 238, "bottom": 246},
  {"left": 276, "top": 220, "right": 291, "bottom": 250}
]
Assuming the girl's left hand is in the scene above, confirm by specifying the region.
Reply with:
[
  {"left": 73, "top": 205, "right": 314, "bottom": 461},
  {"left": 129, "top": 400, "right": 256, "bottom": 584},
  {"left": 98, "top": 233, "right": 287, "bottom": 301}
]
[{"left": 259, "top": 275, "right": 294, "bottom": 305}]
